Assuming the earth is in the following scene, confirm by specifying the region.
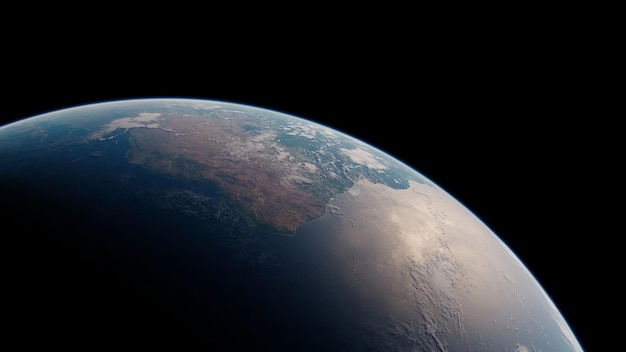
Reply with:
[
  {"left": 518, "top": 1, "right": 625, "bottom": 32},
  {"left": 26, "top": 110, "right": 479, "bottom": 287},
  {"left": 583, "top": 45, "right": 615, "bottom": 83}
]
[{"left": 0, "top": 98, "right": 583, "bottom": 351}]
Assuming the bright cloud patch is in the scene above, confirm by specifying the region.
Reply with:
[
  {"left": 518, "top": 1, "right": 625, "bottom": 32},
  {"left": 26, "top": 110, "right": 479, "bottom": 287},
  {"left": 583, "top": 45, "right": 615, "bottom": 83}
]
[
  {"left": 341, "top": 147, "right": 387, "bottom": 170},
  {"left": 88, "top": 112, "right": 164, "bottom": 141}
]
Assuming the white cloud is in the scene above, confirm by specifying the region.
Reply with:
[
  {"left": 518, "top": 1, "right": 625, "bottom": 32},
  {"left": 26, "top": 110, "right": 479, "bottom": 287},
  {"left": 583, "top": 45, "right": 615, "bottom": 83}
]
[
  {"left": 87, "top": 112, "right": 163, "bottom": 141},
  {"left": 341, "top": 147, "right": 387, "bottom": 170}
]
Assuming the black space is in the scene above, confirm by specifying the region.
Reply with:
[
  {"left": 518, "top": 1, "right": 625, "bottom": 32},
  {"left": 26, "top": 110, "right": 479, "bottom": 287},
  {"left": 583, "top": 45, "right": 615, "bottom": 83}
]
[{"left": 2, "top": 26, "right": 604, "bottom": 350}]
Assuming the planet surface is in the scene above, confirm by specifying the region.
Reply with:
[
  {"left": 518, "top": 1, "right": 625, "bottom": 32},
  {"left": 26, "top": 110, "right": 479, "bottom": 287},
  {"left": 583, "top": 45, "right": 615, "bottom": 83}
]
[{"left": 1, "top": 98, "right": 583, "bottom": 351}]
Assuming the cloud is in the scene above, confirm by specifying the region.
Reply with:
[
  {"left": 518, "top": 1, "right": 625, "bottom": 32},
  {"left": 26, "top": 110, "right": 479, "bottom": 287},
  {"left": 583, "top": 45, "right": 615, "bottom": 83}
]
[{"left": 341, "top": 147, "right": 387, "bottom": 170}]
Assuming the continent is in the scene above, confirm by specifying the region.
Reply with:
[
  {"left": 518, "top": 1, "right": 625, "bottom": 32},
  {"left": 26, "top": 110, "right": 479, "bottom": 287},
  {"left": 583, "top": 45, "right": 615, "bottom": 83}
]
[{"left": 123, "top": 111, "right": 341, "bottom": 234}]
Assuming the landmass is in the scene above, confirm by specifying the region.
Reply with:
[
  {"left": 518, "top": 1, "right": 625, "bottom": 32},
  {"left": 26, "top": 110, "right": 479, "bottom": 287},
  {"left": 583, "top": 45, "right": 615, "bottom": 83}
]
[
  {"left": 122, "top": 111, "right": 342, "bottom": 234},
  {"left": 89, "top": 108, "right": 413, "bottom": 235}
]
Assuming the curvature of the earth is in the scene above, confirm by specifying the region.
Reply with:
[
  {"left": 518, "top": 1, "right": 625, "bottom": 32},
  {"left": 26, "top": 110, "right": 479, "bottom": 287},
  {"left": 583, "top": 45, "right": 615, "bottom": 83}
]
[{"left": 0, "top": 98, "right": 583, "bottom": 351}]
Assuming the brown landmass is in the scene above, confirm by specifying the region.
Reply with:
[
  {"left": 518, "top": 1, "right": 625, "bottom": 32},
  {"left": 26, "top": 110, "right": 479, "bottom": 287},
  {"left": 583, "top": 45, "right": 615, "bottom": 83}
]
[{"left": 125, "top": 112, "right": 328, "bottom": 234}]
